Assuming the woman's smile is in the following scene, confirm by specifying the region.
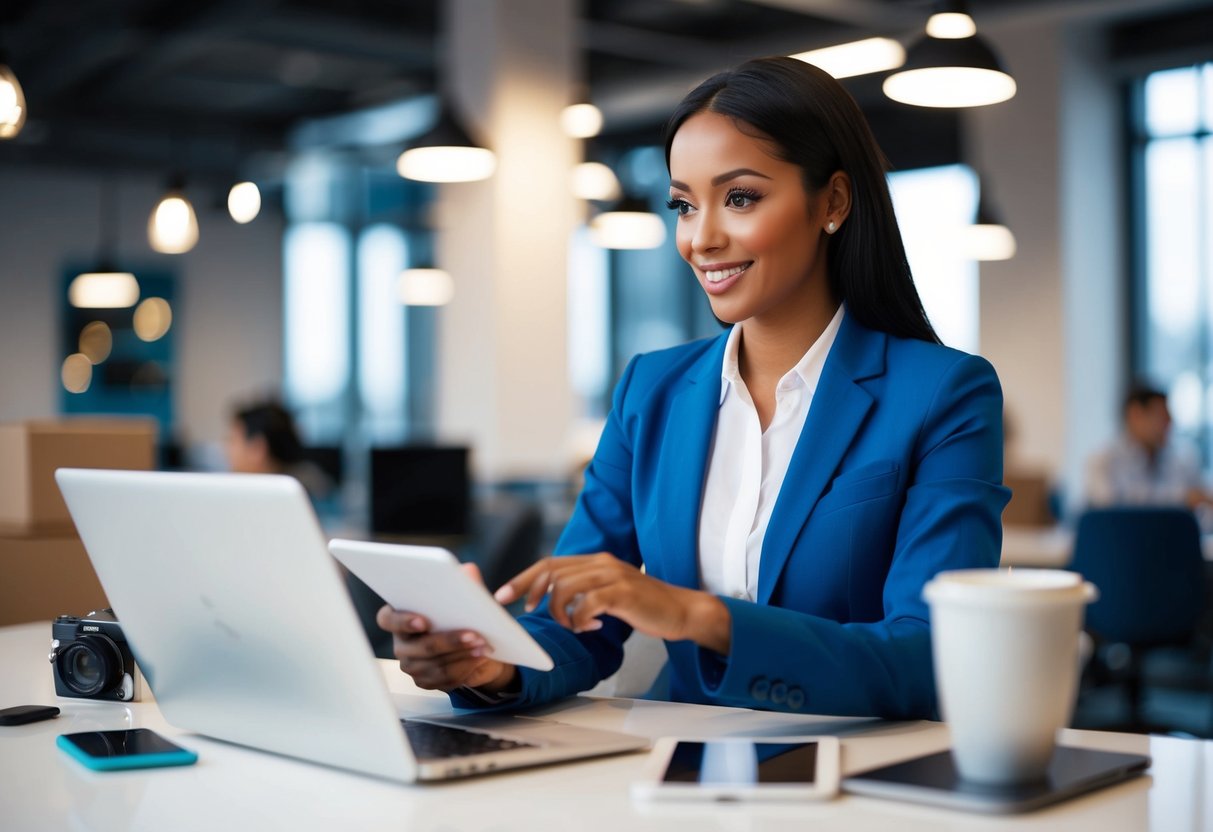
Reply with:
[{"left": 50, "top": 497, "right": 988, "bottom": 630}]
[{"left": 699, "top": 260, "right": 753, "bottom": 293}]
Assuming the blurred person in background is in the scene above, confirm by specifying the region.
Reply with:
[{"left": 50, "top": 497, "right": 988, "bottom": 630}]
[
  {"left": 1086, "top": 383, "right": 1213, "bottom": 512},
  {"left": 226, "top": 399, "right": 334, "bottom": 503}
]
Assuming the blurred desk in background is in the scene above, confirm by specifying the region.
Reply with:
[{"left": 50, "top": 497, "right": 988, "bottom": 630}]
[
  {"left": 1001, "top": 526, "right": 1213, "bottom": 568},
  {"left": 1001, "top": 526, "right": 1076, "bottom": 568}
]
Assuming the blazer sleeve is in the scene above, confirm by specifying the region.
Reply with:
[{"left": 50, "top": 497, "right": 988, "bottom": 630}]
[
  {"left": 692, "top": 353, "right": 1010, "bottom": 719},
  {"left": 449, "top": 356, "right": 644, "bottom": 711}
]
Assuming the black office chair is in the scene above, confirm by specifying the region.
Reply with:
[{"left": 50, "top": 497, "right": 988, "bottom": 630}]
[
  {"left": 1070, "top": 507, "right": 1208, "bottom": 733},
  {"left": 463, "top": 493, "right": 544, "bottom": 594}
]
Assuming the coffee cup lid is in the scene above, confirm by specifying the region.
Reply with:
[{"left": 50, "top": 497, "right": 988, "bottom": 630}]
[{"left": 923, "top": 568, "right": 1098, "bottom": 607}]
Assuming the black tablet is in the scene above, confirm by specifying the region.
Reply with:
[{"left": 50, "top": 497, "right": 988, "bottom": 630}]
[{"left": 843, "top": 745, "right": 1150, "bottom": 815}]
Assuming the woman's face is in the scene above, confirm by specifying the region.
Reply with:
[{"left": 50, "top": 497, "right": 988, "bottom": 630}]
[
  {"left": 668, "top": 110, "right": 836, "bottom": 327},
  {"left": 226, "top": 421, "right": 270, "bottom": 474}
]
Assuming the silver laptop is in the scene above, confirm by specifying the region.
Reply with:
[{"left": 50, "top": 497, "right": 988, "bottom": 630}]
[{"left": 54, "top": 468, "right": 647, "bottom": 783}]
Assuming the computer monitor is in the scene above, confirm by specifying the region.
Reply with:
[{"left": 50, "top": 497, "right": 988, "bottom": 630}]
[{"left": 369, "top": 445, "right": 470, "bottom": 536}]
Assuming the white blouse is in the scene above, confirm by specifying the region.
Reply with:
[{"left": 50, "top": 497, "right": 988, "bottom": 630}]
[{"left": 697, "top": 305, "right": 845, "bottom": 601}]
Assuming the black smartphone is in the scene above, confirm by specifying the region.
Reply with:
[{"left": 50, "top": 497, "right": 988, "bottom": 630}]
[
  {"left": 0, "top": 705, "right": 60, "bottom": 726},
  {"left": 56, "top": 728, "right": 198, "bottom": 771}
]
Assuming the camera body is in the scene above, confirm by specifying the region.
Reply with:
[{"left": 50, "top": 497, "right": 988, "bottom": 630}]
[{"left": 49, "top": 609, "right": 141, "bottom": 702}]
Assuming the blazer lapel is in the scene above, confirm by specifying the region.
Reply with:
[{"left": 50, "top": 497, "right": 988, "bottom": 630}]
[
  {"left": 654, "top": 333, "right": 729, "bottom": 591},
  {"left": 757, "top": 316, "right": 887, "bottom": 604}
]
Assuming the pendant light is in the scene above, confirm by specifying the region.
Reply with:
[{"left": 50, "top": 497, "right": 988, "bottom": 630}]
[
  {"left": 571, "top": 161, "right": 622, "bottom": 202},
  {"left": 964, "top": 178, "right": 1016, "bottom": 261},
  {"left": 227, "top": 181, "right": 261, "bottom": 224},
  {"left": 398, "top": 266, "right": 455, "bottom": 306},
  {"left": 791, "top": 37, "right": 906, "bottom": 80},
  {"left": 882, "top": 0, "right": 1016, "bottom": 108},
  {"left": 396, "top": 102, "right": 496, "bottom": 183},
  {"left": 148, "top": 175, "right": 199, "bottom": 254},
  {"left": 561, "top": 85, "right": 603, "bottom": 139},
  {"left": 70, "top": 181, "right": 140, "bottom": 309},
  {"left": 0, "top": 48, "right": 25, "bottom": 139},
  {"left": 589, "top": 195, "right": 666, "bottom": 250},
  {"left": 561, "top": 102, "right": 603, "bottom": 139}
]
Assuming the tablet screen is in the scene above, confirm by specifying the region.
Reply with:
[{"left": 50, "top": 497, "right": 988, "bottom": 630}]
[{"left": 661, "top": 741, "right": 819, "bottom": 785}]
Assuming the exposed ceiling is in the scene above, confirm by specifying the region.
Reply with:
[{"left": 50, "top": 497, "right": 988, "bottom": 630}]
[{"left": 0, "top": 0, "right": 1208, "bottom": 185}]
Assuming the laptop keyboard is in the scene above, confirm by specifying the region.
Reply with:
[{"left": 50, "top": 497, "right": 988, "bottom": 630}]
[{"left": 401, "top": 719, "right": 539, "bottom": 760}]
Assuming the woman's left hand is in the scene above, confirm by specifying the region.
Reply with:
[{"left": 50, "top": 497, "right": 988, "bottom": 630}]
[{"left": 493, "top": 553, "right": 731, "bottom": 653}]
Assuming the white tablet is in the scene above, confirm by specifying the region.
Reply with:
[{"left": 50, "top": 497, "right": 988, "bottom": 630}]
[
  {"left": 631, "top": 736, "right": 841, "bottom": 802},
  {"left": 328, "top": 539, "right": 554, "bottom": 671}
]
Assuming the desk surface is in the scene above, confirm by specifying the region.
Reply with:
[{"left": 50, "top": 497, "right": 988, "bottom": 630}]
[
  {"left": 0, "top": 621, "right": 1203, "bottom": 832},
  {"left": 1001, "top": 525, "right": 1213, "bottom": 568}
]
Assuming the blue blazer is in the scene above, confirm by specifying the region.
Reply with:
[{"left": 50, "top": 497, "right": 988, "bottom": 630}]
[{"left": 456, "top": 314, "right": 1009, "bottom": 719}]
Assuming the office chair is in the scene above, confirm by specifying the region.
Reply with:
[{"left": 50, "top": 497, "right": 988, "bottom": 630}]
[
  {"left": 1070, "top": 507, "right": 1208, "bottom": 733},
  {"left": 467, "top": 493, "right": 544, "bottom": 593}
]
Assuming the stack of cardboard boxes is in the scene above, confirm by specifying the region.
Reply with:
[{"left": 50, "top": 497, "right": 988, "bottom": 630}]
[{"left": 0, "top": 420, "right": 157, "bottom": 626}]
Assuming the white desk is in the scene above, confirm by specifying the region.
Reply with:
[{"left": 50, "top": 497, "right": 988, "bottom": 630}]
[
  {"left": 0, "top": 621, "right": 1206, "bottom": 832},
  {"left": 1001, "top": 526, "right": 1077, "bottom": 568},
  {"left": 1001, "top": 526, "right": 1213, "bottom": 568}
]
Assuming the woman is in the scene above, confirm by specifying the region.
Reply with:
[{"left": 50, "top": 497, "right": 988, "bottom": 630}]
[{"left": 379, "top": 56, "right": 1009, "bottom": 719}]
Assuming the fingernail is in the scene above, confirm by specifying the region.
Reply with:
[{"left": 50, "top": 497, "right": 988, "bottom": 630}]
[
  {"left": 494, "top": 586, "right": 515, "bottom": 604},
  {"left": 576, "top": 620, "right": 604, "bottom": 633},
  {"left": 460, "top": 632, "right": 480, "bottom": 645},
  {"left": 409, "top": 617, "right": 425, "bottom": 630},
  {"left": 471, "top": 647, "right": 485, "bottom": 657}
]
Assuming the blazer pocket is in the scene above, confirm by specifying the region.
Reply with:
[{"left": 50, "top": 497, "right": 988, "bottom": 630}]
[{"left": 815, "top": 461, "right": 901, "bottom": 514}]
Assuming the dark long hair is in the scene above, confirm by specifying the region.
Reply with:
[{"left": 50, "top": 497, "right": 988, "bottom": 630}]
[
  {"left": 234, "top": 400, "right": 304, "bottom": 465},
  {"left": 663, "top": 56, "right": 939, "bottom": 344}
]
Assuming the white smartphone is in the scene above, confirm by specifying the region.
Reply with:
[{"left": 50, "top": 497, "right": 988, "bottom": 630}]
[
  {"left": 328, "top": 539, "right": 554, "bottom": 671},
  {"left": 631, "top": 736, "right": 841, "bottom": 802}
]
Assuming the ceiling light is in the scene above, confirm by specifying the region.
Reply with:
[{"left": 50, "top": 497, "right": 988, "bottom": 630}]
[
  {"left": 61, "top": 353, "right": 93, "bottom": 394},
  {"left": 396, "top": 104, "right": 496, "bottom": 183},
  {"left": 571, "top": 162, "right": 622, "bottom": 202},
  {"left": 883, "top": 2, "right": 1015, "bottom": 108},
  {"left": 0, "top": 55, "right": 26, "bottom": 139},
  {"left": 561, "top": 102, "right": 604, "bottom": 138},
  {"left": 791, "top": 38, "right": 906, "bottom": 80},
  {"left": 133, "top": 297, "right": 173, "bottom": 341},
  {"left": 398, "top": 268, "right": 455, "bottom": 306},
  {"left": 963, "top": 181, "right": 1016, "bottom": 261},
  {"left": 71, "top": 181, "right": 140, "bottom": 308},
  {"left": 69, "top": 272, "right": 140, "bottom": 308},
  {"left": 78, "top": 321, "right": 113, "bottom": 364},
  {"left": 964, "top": 223, "right": 1016, "bottom": 261},
  {"left": 148, "top": 176, "right": 200, "bottom": 253},
  {"left": 926, "top": 12, "right": 976, "bottom": 39},
  {"left": 227, "top": 181, "right": 261, "bottom": 224},
  {"left": 589, "top": 196, "right": 667, "bottom": 250}
]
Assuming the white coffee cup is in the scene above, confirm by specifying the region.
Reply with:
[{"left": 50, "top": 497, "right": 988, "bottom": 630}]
[{"left": 923, "top": 568, "right": 1097, "bottom": 784}]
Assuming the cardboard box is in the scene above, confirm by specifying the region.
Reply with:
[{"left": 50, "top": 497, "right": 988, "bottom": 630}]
[
  {"left": 0, "top": 419, "right": 156, "bottom": 531},
  {"left": 1003, "top": 471, "right": 1055, "bottom": 528},
  {"left": 0, "top": 526, "right": 109, "bottom": 626}
]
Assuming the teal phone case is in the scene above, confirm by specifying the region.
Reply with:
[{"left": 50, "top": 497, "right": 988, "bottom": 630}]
[{"left": 56, "top": 733, "right": 198, "bottom": 771}]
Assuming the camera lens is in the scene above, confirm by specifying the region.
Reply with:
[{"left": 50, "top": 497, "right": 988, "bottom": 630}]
[
  {"left": 71, "top": 648, "right": 101, "bottom": 686},
  {"left": 58, "top": 636, "right": 123, "bottom": 697}
]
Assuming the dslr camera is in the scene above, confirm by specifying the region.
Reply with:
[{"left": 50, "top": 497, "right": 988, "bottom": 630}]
[{"left": 49, "top": 609, "right": 141, "bottom": 701}]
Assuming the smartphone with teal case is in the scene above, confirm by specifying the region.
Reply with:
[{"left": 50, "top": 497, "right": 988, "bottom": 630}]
[{"left": 57, "top": 728, "right": 198, "bottom": 771}]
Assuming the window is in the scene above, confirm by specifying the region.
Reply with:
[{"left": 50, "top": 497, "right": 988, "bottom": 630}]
[
  {"left": 357, "top": 224, "right": 408, "bottom": 443},
  {"left": 888, "top": 164, "right": 981, "bottom": 354},
  {"left": 284, "top": 222, "right": 350, "bottom": 441},
  {"left": 1133, "top": 64, "right": 1213, "bottom": 454}
]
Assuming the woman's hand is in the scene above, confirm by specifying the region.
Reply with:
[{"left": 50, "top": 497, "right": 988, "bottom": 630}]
[
  {"left": 494, "top": 554, "right": 731, "bottom": 654},
  {"left": 376, "top": 562, "right": 518, "bottom": 694}
]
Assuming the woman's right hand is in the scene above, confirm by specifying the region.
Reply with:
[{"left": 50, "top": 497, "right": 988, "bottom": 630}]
[{"left": 374, "top": 563, "right": 518, "bottom": 694}]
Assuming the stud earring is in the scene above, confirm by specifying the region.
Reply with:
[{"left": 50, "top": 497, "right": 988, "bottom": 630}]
[{"left": 826, "top": 221, "right": 837, "bottom": 234}]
